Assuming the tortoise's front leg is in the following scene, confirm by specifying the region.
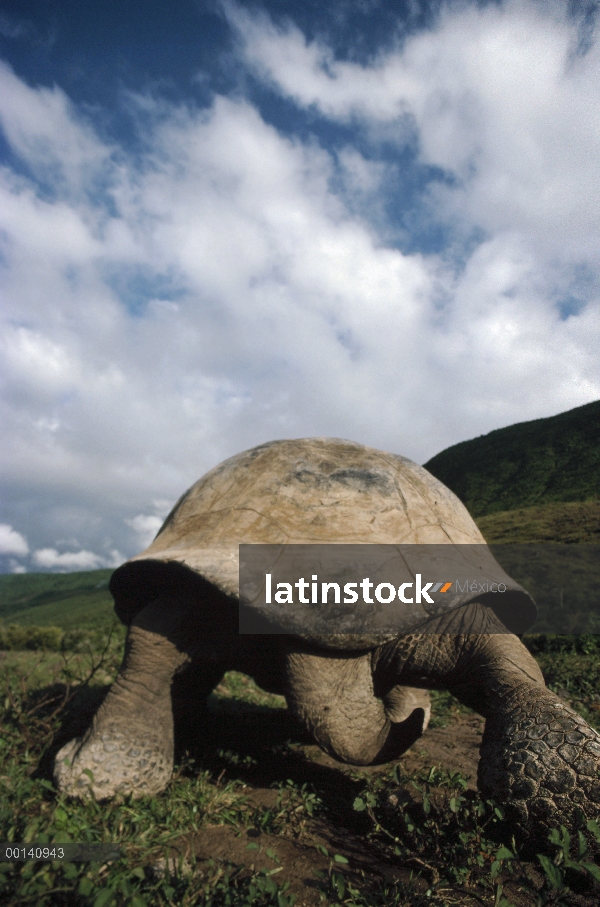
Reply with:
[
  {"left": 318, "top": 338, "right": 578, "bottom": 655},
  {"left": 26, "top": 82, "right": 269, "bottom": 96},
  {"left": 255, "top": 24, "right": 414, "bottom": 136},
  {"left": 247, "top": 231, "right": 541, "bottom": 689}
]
[
  {"left": 375, "top": 604, "right": 600, "bottom": 847},
  {"left": 54, "top": 597, "right": 201, "bottom": 799}
]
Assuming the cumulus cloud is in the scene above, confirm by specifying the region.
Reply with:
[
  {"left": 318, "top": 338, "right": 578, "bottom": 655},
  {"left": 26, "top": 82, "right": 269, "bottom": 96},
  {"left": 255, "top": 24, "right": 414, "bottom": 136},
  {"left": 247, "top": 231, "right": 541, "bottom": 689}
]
[
  {"left": 0, "top": 60, "right": 112, "bottom": 198},
  {"left": 0, "top": 0, "right": 599, "bottom": 568},
  {"left": 125, "top": 514, "right": 164, "bottom": 550},
  {"left": 227, "top": 0, "right": 600, "bottom": 258},
  {"left": 0, "top": 524, "right": 29, "bottom": 556},
  {"left": 32, "top": 548, "right": 123, "bottom": 572}
]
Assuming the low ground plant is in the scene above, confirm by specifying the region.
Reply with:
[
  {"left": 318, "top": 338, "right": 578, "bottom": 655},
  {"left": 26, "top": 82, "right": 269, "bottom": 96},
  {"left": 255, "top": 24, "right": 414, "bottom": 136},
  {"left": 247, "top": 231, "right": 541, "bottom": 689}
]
[
  {"left": 0, "top": 620, "right": 127, "bottom": 655},
  {"left": 337, "top": 765, "right": 600, "bottom": 905},
  {"left": 0, "top": 646, "right": 296, "bottom": 906},
  {"left": 1, "top": 633, "right": 599, "bottom": 905}
]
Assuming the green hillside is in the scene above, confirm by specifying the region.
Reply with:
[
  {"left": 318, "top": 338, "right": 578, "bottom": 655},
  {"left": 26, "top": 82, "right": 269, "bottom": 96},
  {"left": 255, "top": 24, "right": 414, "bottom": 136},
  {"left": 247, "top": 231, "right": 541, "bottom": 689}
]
[
  {"left": 476, "top": 500, "right": 600, "bottom": 544},
  {"left": 0, "top": 569, "right": 115, "bottom": 631},
  {"left": 424, "top": 399, "right": 600, "bottom": 518}
]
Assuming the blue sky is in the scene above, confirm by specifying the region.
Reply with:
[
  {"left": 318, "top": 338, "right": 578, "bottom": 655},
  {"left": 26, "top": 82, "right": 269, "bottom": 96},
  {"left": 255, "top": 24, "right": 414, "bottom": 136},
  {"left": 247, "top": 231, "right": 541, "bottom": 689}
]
[{"left": 1, "top": 0, "right": 599, "bottom": 572}]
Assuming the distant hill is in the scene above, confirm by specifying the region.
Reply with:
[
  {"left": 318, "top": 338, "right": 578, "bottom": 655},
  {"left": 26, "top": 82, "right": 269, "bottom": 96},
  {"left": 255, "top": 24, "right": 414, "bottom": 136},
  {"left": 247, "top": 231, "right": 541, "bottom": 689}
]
[
  {"left": 477, "top": 500, "right": 600, "bottom": 544},
  {"left": 0, "top": 569, "right": 115, "bottom": 630},
  {"left": 424, "top": 400, "right": 600, "bottom": 519}
]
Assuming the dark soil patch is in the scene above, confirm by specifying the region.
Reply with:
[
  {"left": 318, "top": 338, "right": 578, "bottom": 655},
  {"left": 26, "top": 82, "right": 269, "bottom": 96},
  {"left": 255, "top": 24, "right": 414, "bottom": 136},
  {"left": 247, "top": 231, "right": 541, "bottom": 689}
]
[
  {"left": 162, "top": 713, "right": 512, "bottom": 906},
  {"left": 400, "top": 712, "right": 484, "bottom": 786}
]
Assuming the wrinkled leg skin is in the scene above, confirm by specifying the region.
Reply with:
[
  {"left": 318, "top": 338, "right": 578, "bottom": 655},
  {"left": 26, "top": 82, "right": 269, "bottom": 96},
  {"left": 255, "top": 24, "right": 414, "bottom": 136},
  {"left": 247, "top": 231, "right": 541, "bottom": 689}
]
[
  {"left": 374, "top": 602, "right": 600, "bottom": 849},
  {"left": 54, "top": 597, "right": 210, "bottom": 799},
  {"left": 285, "top": 649, "right": 431, "bottom": 765}
]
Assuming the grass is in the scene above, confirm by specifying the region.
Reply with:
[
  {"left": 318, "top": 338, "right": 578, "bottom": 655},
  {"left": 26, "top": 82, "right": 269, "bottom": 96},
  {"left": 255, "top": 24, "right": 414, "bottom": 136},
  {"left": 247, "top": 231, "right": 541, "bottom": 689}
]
[
  {"left": 527, "top": 639, "right": 600, "bottom": 731},
  {"left": 1, "top": 636, "right": 600, "bottom": 905},
  {"left": 0, "top": 570, "right": 114, "bottom": 631},
  {"left": 0, "top": 651, "right": 297, "bottom": 907},
  {"left": 4, "top": 391, "right": 600, "bottom": 902},
  {"left": 477, "top": 501, "right": 600, "bottom": 544},
  {"left": 1, "top": 573, "right": 600, "bottom": 904}
]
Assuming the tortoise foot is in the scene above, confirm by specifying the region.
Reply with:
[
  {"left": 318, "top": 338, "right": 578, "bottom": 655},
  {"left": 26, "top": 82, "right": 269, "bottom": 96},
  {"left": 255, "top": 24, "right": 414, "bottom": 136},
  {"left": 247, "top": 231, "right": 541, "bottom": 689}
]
[
  {"left": 54, "top": 723, "right": 174, "bottom": 799},
  {"left": 479, "top": 686, "right": 600, "bottom": 848}
]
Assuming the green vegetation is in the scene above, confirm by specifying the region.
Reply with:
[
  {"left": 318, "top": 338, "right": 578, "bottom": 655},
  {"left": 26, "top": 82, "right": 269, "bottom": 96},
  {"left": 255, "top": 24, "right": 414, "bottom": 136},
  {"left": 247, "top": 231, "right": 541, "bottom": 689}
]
[
  {"left": 488, "top": 544, "right": 600, "bottom": 634},
  {"left": 524, "top": 635, "right": 600, "bottom": 732},
  {"left": 0, "top": 570, "right": 114, "bottom": 630},
  {"left": 1, "top": 643, "right": 600, "bottom": 905},
  {"left": 0, "top": 650, "right": 298, "bottom": 906},
  {"left": 424, "top": 399, "right": 600, "bottom": 518},
  {"left": 0, "top": 570, "right": 125, "bottom": 658},
  {"left": 1, "top": 569, "right": 600, "bottom": 904},
  {"left": 0, "top": 623, "right": 65, "bottom": 651},
  {"left": 477, "top": 500, "right": 600, "bottom": 544}
]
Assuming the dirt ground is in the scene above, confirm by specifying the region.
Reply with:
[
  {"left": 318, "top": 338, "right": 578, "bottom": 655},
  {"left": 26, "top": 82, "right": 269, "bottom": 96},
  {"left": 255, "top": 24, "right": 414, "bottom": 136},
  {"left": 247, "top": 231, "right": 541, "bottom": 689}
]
[
  {"left": 398, "top": 711, "right": 484, "bottom": 785},
  {"left": 44, "top": 674, "right": 596, "bottom": 905},
  {"left": 160, "top": 712, "right": 499, "bottom": 906}
]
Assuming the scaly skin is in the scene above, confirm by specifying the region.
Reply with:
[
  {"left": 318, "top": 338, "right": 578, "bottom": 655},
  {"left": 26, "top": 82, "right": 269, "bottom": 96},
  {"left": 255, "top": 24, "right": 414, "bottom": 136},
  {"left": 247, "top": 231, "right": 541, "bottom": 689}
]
[
  {"left": 477, "top": 682, "right": 600, "bottom": 845},
  {"left": 53, "top": 596, "right": 279, "bottom": 799},
  {"left": 374, "top": 602, "right": 600, "bottom": 847},
  {"left": 284, "top": 649, "right": 431, "bottom": 765}
]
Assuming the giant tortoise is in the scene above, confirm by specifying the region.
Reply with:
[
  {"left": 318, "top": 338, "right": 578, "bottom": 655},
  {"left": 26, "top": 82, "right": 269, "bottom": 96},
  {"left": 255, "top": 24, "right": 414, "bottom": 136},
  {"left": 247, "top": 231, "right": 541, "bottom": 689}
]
[{"left": 54, "top": 438, "right": 600, "bottom": 845}]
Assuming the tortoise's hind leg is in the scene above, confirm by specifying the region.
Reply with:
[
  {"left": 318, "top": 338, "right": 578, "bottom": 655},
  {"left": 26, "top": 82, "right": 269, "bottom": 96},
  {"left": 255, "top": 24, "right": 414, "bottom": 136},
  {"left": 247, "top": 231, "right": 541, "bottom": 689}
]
[
  {"left": 383, "top": 685, "right": 431, "bottom": 730},
  {"left": 171, "top": 660, "right": 226, "bottom": 756}
]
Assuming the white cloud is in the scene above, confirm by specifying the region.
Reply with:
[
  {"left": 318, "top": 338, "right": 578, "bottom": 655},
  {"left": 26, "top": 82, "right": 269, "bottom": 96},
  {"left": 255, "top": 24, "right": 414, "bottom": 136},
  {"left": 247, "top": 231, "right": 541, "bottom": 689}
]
[
  {"left": 0, "top": 1, "right": 599, "bottom": 567},
  {"left": 0, "top": 60, "right": 112, "bottom": 199},
  {"left": 125, "top": 514, "right": 164, "bottom": 550},
  {"left": 32, "top": 547, "right": 123, "bottom": 572},
  {"left": 228, "top": 0, "right": 600, "bottom": 263},
  {"left": 0, "top": 524, "right": 29, "bottom": 556}
]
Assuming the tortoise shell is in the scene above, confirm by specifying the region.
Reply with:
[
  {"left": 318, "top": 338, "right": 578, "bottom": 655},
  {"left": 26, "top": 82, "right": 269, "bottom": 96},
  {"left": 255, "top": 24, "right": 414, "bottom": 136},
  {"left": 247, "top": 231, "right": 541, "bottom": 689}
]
[{"left": 110, "top": 438, "right": 535, "bottom": 644}]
